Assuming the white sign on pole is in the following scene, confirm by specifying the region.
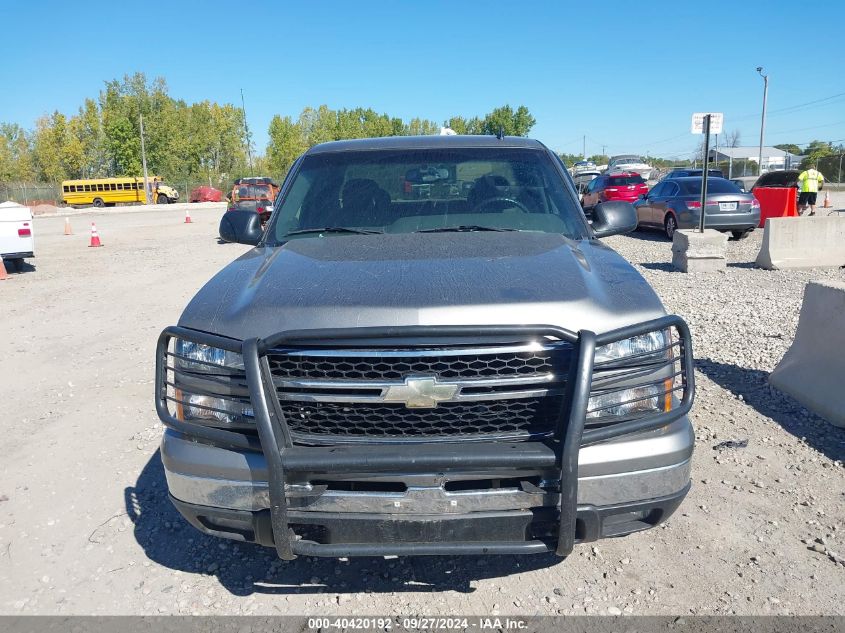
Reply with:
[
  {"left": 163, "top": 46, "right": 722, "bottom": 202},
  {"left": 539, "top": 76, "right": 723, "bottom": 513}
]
[{"left": 691, "top": 112, "right": 724, "bottom": 135}]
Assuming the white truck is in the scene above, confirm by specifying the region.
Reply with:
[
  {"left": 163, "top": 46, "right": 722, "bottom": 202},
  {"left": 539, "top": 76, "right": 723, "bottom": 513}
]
[{"left": 0, "top": 201, "right": 35, "bottom": 267}]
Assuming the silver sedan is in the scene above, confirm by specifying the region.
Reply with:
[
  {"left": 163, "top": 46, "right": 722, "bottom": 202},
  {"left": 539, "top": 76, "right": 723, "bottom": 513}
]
[{"left": 633, "top": 177, "right": 761, "bottom": 240}]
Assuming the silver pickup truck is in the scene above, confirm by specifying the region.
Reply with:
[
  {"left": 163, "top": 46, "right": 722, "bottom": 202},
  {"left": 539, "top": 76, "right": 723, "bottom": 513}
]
[{"left": 155, "top": 135, "right": 695, "bottom": 559}]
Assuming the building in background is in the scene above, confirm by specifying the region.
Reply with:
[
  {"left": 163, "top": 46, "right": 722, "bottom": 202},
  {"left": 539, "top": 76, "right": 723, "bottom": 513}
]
[{"left": 708, "top": 146, "right": 803, "bottom": 177}]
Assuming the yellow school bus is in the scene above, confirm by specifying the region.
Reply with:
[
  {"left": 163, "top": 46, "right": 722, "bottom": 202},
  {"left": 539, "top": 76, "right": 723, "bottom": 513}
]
[{"left": 61, "top": 176, "right": 177, "bottom": 207}]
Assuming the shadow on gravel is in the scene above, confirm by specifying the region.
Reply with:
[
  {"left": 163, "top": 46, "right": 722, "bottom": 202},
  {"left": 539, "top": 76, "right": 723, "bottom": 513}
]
[
  {"left": 126, "top": 451, "right": 563, "bottom": 597},
  {"left": 696, "top": 357, "right": 845, "bottom": 462},
  {"left": 727, "top": 262, "right": 758, "bottom": 269},
  {"left": 623, "top": 229, "right": 669, "bottom": 243},
  {"left": 639, "top": 262, "right": 675, "bottom": 272}
]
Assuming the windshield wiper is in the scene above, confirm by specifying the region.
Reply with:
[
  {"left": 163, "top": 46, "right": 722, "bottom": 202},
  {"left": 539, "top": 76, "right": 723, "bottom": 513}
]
[
  {"left": 415, "top": 225, "right": 519, "bottom": 233},
  {"left": 283, "top": 227, "right": 384, "bottom": 237}
]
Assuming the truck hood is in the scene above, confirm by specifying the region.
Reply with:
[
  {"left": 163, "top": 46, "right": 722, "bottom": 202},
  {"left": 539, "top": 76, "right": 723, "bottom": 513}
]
[{"left": 179, "top": 232, "right": 665, "bottom": 341}]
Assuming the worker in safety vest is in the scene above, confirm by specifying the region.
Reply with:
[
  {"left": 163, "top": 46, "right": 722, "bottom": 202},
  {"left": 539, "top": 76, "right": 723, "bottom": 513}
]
[{"left": 797, "top": 166, "right": 825, "bottom": 216}]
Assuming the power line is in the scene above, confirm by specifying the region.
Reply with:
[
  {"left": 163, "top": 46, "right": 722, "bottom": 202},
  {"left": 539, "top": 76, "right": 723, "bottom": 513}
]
[
  {"left": 728, "top": 91, "right": 845, "bottom": 123},
  {"left": 768, "top": 119, "right": 845, "bottom": 136},
  {"left": 767, "top": 92, "right": 845, "bottom": 116}
]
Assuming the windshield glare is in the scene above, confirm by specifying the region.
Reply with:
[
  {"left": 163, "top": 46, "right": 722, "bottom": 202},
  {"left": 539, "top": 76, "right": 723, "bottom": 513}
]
[{"left": 267, "top": 148, "right": 588, "bottom": 243}]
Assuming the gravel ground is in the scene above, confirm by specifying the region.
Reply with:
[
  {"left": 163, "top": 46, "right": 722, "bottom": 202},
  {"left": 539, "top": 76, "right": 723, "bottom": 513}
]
[{"left": 0, "top": 208, "right": 843, "bottom": 616}]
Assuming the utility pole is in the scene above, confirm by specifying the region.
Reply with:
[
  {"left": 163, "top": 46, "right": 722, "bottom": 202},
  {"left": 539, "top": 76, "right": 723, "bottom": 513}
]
[
  {"left": 756, "top": 67, "right": 768, "bottom": 177},
  {"left": 699, "top": 115, "right": 712, "bottom": 233},
  {"left": 140, "top": 113, "right": 150, "bottom": 204},
  {"left": 582, "top": 135, "right": 586, "bottom": 160},
  {"left": 240, "top": 89, "right": 253, "bottom": 173},
  {"left": 714, "top": 133, "right": 718, "bottom": 173}
]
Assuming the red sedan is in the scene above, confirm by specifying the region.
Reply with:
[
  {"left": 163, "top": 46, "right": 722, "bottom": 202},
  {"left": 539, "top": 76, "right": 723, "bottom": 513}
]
[
  {"left": 189, "top": 186, "right": 223, "bottom": 203},
  {"left": 581, "top": 172, "right": 649, "bottom": 210}
]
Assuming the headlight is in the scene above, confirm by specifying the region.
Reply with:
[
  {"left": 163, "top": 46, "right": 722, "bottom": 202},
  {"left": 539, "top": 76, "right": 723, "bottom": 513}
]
[
  {"left": 175, "top": 340, "right": 244, "bottom": 371},
  {"left": 594, "top": 329, "right": 668, "bottom": 364},
  {"left": 173, "top": 339, "right": 252, "bottom": 426},
  {"left": 587, "top": 383, "right": 666, "bottom": 419},
  {"left": 180, "top": 393, "right": 254, "bottom": 424},
  {"left": 588, "top": 329, "right": 674, "bottom": 420}
]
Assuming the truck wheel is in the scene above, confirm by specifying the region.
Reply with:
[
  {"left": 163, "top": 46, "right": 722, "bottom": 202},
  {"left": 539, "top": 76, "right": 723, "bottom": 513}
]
[
  {"left": 157, "top": 194, "right": 169, "bottom": 204},
  {"left": 664, "top": 213, "right": 677, "bottom": 240},
  {"left": 92, "top": 198, "right": 105, "bottom": 208}
]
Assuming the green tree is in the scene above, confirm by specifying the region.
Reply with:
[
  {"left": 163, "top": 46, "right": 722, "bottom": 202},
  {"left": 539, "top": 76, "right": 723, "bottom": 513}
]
[
  {"left": 480, "top": 105, "right": 536, "bottom": 136},
  {"left": 266, "top": 115, "right": 307, "bottom": 177},
  {"left": 32, "top": 112, "right": 72, "bottom": 182},
  {"left": 800, "top": 140, "right": 833, "bottom": 168},
  {"left": 0, "top": 123, "right": 34, "bottom": 181},
  {"left": 445, "top": 115, "right": 482, "bottom": 135},
  {"left": 774, "top": 143, "right": 801, "bottom": 156}
]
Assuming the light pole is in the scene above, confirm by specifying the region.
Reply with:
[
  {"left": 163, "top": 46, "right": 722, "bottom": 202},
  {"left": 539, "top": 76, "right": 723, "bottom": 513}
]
[
  {"left": 240, "top": 89, "right": 253, "bottom": 174},
  {"left": 756, "top": 66, "right": 768, "bottom": 176},
  {"left": 140, "top": 113, "right": 150, "bottom": 204}
]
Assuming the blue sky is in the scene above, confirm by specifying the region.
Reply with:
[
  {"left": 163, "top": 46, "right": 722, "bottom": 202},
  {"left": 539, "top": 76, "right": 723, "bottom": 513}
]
[{"left": 3, "top": 0, "right": 844, "bottom": 160}]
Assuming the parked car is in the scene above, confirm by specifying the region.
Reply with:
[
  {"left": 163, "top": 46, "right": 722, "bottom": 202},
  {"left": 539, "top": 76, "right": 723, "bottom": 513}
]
[
  {"left": 189, "top": 186, "right": 223, "bottom": 203},
  {"left": 607, "top": 155, "right": 653, "bottom": 180},
  {"left": 227, "top": 178, "right": 280, "bottom": 223},
  {"left": 157, "top": 135, "right": 696, "bottom": 559},
  {"left": 571, "top": 160, "right": 596, "bottom": 174},
  {"left": 0, "top": 200, "right": 35, "bottom": 267},
  {"left": 662, "top": 168, "right": 724, "bottom": 180},
  {"left": 633, "top": 176, "right": 760, "bottom": 240},
  {"left": 572, "top": 170, "right": 601, "bottom": 194},
  {"left": 581, "top": 172, "right": 649, "bottom": 213}
]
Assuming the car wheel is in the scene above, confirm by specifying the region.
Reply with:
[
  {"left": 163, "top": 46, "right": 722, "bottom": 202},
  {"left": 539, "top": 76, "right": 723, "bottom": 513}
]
[
  {"left": 731, "top": 230, "right": 751, "bottom": 240},
  {"left": 664, "top": 213, "right": 678, "bottom": 240},
  {"left": 92, "top": 198, "right": 104, "bottom": 208},
  {"left": 157, "top": 194, "right": 169, "bottom": 204}
]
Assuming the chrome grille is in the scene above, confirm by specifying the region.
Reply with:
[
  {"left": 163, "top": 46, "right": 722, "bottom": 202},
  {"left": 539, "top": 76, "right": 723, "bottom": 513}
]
[{"left": 267, "top": 344, "right": 570, "bottom": 442}]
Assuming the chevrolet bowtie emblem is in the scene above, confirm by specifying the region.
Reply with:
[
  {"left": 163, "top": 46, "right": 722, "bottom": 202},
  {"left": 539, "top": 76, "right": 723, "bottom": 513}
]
[{"left": 382, "top": 376, "right": 460, "bottom": 408}]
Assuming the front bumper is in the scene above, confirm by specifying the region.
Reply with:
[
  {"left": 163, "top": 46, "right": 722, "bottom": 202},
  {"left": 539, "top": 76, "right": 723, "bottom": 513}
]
[
  {"left": 155, "top": 317, "right": 695, "bottom": 558},
  {"left": 163, "top": 418, "right": 693, "bottom": 555},
  {"left": 170, "top": 483, "right": 689, "bottom": 556}
]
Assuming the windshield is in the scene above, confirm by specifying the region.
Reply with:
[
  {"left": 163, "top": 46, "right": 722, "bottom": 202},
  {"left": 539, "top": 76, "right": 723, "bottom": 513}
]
[
  {"left": 234, "top": 184, "right": 272, "bottom": 200},
  {"left": 266, "top": 147, "right": 589, "bottom": 243}
]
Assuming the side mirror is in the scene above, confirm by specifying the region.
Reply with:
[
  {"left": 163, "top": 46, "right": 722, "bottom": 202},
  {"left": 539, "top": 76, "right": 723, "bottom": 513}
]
[
  {"left": 591, "top": 200, "right": 638, "bottom": 238},
  {"left": 219, "top": 209, "right": 263, "bottom": 245}
]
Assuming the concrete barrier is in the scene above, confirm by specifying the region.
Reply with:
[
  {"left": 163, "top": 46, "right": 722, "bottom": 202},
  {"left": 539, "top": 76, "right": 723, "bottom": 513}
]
[
  {"left": 769, "top": 280, "right": 845, "bottom": 428},
  {"left": 755, "top": 216, "right": 845, "bottom": 269}
]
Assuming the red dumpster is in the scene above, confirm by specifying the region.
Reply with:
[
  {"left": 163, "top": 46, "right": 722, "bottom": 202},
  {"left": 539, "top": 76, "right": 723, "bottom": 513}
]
[{"left": 753, "top": 186, "right": 798, "bottom": 227}]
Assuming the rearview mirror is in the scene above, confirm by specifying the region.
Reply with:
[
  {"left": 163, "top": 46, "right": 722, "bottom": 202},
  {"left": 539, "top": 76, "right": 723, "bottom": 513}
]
[
  {"left": 219, "top": 209, "right": 263, "bottom": 245},
  {"left": 591, "top": 200, "right": 638, "bottom": 238}
]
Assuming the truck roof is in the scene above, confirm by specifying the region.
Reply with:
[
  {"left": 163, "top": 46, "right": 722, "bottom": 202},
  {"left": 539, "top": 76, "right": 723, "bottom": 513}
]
[{"left": 306, "top": 135, "right": 546, "bottom": 155}]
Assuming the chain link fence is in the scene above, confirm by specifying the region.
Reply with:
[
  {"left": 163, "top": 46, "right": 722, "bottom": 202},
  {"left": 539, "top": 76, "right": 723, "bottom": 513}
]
[
  {"left": 1, "top": 181, "right": 230, "bottom": 207},
  {"left": 817, "top": 153, "right": 845, "bottom": 184},
  {"left": 0, "top": 183, "right": 60, "bottom": 206}
]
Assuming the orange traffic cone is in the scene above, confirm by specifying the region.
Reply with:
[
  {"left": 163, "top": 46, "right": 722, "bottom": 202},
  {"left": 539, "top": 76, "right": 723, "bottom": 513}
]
[
  {"left": 0, "top": 258, "right": 9, "bottom": 281},
  {"left": 184, "top": 208, "right": 192, "bottom": 224},
  {"left": 64, "top": 217, "right": 73, "bottom": 235},
  {"left": 822, "top": 190, "right": 831, "bottom": 208},
  {"left": 89, "top": 222, "right": 103, "bottom": 248}
]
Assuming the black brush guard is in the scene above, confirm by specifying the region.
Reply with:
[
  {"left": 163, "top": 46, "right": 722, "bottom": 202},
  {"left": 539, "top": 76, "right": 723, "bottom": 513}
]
[{"left": 155, "top": 316, "right": 694, "bottom": 559}]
